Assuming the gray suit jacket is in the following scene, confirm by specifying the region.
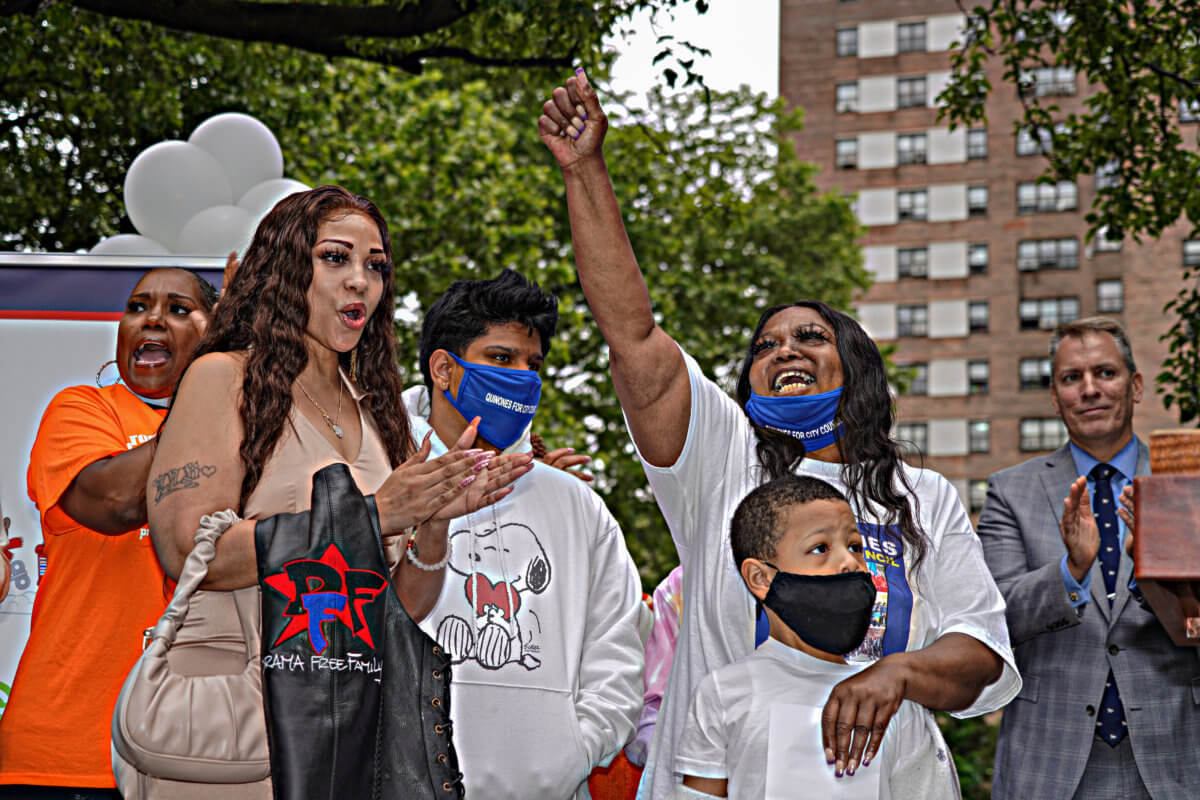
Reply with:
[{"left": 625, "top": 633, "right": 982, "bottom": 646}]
[{"left": 978, "top": 439, "right": 1200, "bottom": 800}]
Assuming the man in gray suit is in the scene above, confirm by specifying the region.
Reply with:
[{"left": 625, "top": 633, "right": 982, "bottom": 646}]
[{"left": 978, "top": 317, "right": 1200, "bottom": 800}]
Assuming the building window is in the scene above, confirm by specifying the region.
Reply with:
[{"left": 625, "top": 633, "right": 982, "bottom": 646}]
[
  {"left": 1181, "top": 99, "right": 1200, "bottom": 123},
  {"left": 1097, "top": 279, "right": 1124, "bottom": 312},
  {"left": 904, "top": 363, "right": 929, "bottom": 395},
  {"left": 1184, "top": 240, "right": 1200, "bottom": 267},
  {"left": 968, "top": 360, "right": 989, "bottom": 394},
  {"left": 1019, "top": 357, "right": 1052, "bottom": 390},
  {"left": 969, "top": 420, "right": 990, "bottom": 453},
  {"left": 897, "top": 76, "right": 927, "bottom": 108},
  {"left": 1095, "top": 160, "right": 1120, "bottom": 190},
  {"left": 897, "top": 304, "right": 929, "bottom": 337},
  {"left": 1095, "top": 226, "right": 1123, "bottom": 252},
  {"left": 968, "top": 479, "right": 988, "bottom": 514},
  {"left": 897, "top": 247, "right": 929, "bottom": 278},
  {"left": 1019, "top": 296, "right": 1080, "bottom": 330},
  {"left": 1020, "top": 417, "right": 1069, "bottom": 451},
  {"left": 968, "top": 301, "right": 989, "bottom": 333},
  {"left": 836, "top": 27, "right": 858, "bottom": 57},
  {"left": 1020, "top": 66, "right": 1076, "bottom": 97},
  {"left": 1017, "top": 237, "right": 1078, "bottom": 271},
  {"left": 967, "top": 128, "right": 988, "bottom": 159},
  {"left": 897, "top": 189, "right": 928, "bottom": 221},
  {"left": 968, "top": 243, "right": 989, "bottom": 274},
  {"left": 897, "top": 21, "right": 926, "bottom": 53},
  {"left": 897, "top": 133, "right": 927, "bottom": 164},
  {"left": 836, "top": 82, "right": 859, "bottom": 113},
  {"left": 967, "top": 185, "right": 989, "bottom": 216},
  {"left": 1017, "top": 181, "right": 1077, "bottom": 214},
  {"left": 1016, "top": 126, "right": 1049, "bottom": 156},
  {"left": 896, "top": 422, "right": 928, "bottom": 456},
  {"left": 836, "top": 138, "right": 858, "bottom": 169}
]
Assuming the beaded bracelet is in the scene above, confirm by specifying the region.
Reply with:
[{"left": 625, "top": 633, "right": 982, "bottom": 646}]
[{"left": 406, "top": 533, "right": 451, "bottom": 571}]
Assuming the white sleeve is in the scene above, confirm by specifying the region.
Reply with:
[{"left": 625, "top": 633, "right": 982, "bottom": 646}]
[
  {"left": 574, "top": 498, "right": 645, "bottom": 769},
  {"left": 635, "top": 347, "right": 754, "bottom": 557},
  {"left": 921, "top": 473, "right": 1021, "bottom": 717},
  {"left": 674, "top": 672, "right": 730, "bottom": 781}
]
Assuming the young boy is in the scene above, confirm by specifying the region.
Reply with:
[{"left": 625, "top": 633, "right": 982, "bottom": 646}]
[{"left": 672, "top": 475, "right": 959, "bottom": 799}]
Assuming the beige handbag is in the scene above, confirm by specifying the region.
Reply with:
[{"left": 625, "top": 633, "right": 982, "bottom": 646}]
[{"left": 111, "top": 509, "right": 271, "bottom": 790}]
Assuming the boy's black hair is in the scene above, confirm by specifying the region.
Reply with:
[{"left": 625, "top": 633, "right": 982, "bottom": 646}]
[
  {"left": 419, "top": 268, "right": 559, "bottom": 390},
  {"left": 730, "top": 474, "right": 849, "bottom": 569}
]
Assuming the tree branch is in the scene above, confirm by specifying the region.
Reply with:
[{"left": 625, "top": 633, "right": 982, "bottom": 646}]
[{"left": 69, "top": 0, "right": 477, "bottom": 41}]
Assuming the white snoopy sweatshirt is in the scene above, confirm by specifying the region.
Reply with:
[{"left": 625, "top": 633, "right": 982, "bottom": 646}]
[{"left": 404, "top": 387, "right": 644, "bottom": 799}]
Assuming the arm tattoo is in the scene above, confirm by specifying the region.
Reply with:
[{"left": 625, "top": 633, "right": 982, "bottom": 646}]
[{"left": 152, "top": 461, "right": 217, "bottom": 503}]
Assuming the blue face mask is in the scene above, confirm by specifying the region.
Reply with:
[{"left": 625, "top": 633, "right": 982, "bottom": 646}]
[
  {"left": 744, "top": 387, "right": 843, "bottom": 451},
  {"left": 443, "top": 352, "right": 542, "bottom": 449}
]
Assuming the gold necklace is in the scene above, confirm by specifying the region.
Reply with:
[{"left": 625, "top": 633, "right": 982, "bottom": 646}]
[{"left": 296, "top": 377, "right": 344, "bottom": 439}]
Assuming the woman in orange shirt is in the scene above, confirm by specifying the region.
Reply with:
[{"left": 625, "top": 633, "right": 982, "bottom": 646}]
[{"left": 0, "top": 268, "right": 216, "bottom": 799}]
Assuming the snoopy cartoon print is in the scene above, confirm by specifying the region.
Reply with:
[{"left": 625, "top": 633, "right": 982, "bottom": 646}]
[{"left": 435, "top": 521, "right": 551, "bottom": 671}]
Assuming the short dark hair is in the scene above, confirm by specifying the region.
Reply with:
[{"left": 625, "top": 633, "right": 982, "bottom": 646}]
[
  {"left": 1049, "top": 316, "right": 1136, "bottom": 374},
  {"left": 419, "top": 268, "right": 559, "bottom": 390},
  {"left": 179, "top": 268, "right": 219, "bottom": 311},
  {"left": 730, "top": 474, "right": 849, "bottom": 569}
]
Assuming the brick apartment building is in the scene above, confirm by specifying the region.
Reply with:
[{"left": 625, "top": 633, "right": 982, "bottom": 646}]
[{"left": 780, "top": 0, "right": 1189, "bottom": 516}]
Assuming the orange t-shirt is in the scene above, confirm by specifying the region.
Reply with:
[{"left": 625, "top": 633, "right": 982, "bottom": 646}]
[{"left": 0, "top": 384, "right": 169, "bottom": 788}]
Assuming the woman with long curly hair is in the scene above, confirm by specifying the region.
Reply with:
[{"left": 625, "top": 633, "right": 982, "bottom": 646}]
[
  {"left": 145, "top": 186, "right": 531, "bottom": 796},
  {"left": 537, "top": 72, "right": 1021, "bottom": 799}
]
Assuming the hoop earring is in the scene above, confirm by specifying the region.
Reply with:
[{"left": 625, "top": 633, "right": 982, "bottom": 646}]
[
  {"left": 96, "top": 359, "right": 118, "bottom": 387},
  {"left": 349, "top": 347, "right": 359, "bottom": 383}
]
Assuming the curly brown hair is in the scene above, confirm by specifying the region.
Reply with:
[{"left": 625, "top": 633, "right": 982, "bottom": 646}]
[{"left": 191, "top": 185, "right": 412, "bottom": 510}]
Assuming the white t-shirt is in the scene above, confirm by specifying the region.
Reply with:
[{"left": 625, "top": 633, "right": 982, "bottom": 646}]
[
  {"left": 675, "top": 637, "right": 959, "bottom": 800},
  {"left": 637, "top": 350, "right": 1020, "bottom": 800},
  {"left": 405, "top": 389, "right": 644, "bottom": 799}
]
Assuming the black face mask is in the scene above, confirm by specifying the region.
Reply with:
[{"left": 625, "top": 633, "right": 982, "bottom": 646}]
[{"left": 761, "top": 565, "right": 877, "bottom": 655}]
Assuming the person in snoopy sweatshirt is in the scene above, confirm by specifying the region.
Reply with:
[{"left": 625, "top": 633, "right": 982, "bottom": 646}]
[{"left": 403, "top": 268, "right": 644, "bottom": 799}]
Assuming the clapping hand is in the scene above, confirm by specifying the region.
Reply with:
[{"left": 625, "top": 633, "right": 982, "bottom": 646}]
[
  {"left": 1117, "top": 484, "right": 1135, "bottom": 557},
  {"left": 538, "top": 67, "right": 608, "bottom": 171},
  {"left": 374, "top": 419, "right": 533, "bottom": 536},
  {"left": 1061, "top": 475, "right": 1100, "bottom": 582}
]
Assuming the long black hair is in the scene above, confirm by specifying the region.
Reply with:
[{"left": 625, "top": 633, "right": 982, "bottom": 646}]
[{"left": 734, "top": 300, "right": 927, "bottom": 575}]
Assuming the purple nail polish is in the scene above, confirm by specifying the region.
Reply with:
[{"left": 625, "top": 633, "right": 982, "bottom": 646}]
[
  {"left": 580, "top": 111, "right": 588, "bottom": 121},
  {"left": 834, "top": 770, "right": 843, "bottom": 779},
  {"left": 575, "top": 66, "right": 584, "bottom": 75},
  {"left": 571, "top": 130, "right": 582, "bottom": 140}
]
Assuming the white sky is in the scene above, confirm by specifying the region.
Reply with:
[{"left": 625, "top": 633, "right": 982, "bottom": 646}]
[{"left": 607, "top": 1, "right": 779, "bottom": 99}]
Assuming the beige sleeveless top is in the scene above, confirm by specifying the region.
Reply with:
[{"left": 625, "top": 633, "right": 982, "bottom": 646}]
[
  {"left": 172, "top": 371, "right": 396, "bottom": 664},
  {"left": 244, "top": 371, "right": 392, "bottom": 519}
]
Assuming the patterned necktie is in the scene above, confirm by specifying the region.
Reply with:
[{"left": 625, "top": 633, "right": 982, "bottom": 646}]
[{"left": 1090, "top": 462, "right": 1126, "bottom": 746}]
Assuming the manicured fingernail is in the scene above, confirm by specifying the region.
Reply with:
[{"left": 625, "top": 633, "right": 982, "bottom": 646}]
[
  {"left": 572, "top": 130, "right": 582, "bottom": 140},
  {"left": 474, "top": 451, "right": 492, "bottom": 464},
  {"left": 575, "top": 66, "right": 584, "bottom": 75},
  {"left": 459, "top": 474, "right": 477, "bottom": 489},
  {"left": 464, "top": 448, "right": 483, "bottom": 457},
  {"left": 825, "top": 749, "right": 834, "bottom": 764}
]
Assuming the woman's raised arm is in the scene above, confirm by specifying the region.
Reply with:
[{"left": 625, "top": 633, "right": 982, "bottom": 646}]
[{"left": 539, "top": 69, "right": 690, "bottom": 468}]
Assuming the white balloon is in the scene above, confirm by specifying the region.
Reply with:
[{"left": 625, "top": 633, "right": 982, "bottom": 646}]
[
  {"left": 189, "top": 113, "right": 284, "bottom": 202},
  {"left": 175, "top": 205, "right": 255, "bottom": 257},
  {"left": 237, "top": 177, "right": 311, "bottom": 224},
  {"left": 89, "top": 234, "right": 171, "bottom": 256},
  {"left": 124, "top": 141, "right": 233, "bottom": 250}
]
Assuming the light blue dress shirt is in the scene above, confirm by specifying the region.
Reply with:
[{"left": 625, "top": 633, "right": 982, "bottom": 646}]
[{"left": 1059, "top": 437, "right": 1138, "bottom": 608}]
